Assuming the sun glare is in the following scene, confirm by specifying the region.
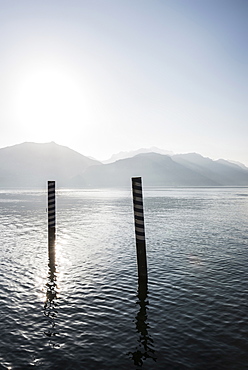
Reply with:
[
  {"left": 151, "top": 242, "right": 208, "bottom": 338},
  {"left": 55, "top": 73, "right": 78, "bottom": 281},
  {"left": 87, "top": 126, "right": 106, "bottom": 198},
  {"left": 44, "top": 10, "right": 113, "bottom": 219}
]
[{"left": 14, "top": 67, "right": 91, "bottom": 139}]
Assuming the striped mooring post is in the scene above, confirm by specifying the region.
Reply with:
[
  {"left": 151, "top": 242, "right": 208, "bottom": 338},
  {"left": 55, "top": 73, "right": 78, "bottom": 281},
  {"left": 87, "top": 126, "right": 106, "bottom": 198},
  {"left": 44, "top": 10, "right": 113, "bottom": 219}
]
[
  {"left": 132, "top": 177, "right": 148, "bottom": 284},
  {"left": 48, "top": 181, "right": 56, "bottom": 248}
]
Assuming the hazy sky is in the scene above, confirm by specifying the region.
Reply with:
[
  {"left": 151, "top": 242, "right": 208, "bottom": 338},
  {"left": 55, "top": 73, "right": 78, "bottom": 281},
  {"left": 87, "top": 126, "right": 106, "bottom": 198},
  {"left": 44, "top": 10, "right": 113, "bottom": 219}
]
[{"left": 0, "top": 0, "right": 247, "bottom": 164}]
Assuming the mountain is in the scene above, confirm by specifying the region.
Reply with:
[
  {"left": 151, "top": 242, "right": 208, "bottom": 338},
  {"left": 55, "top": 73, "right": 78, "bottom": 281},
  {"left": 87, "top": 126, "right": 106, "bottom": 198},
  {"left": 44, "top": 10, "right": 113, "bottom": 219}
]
[
  {"left": 0, "top": 142, "right": 100, "bottom": 187},
  {"left": 73, "top": 153, "right": 216, "bottom": 187},
  {"left": 172, "top": 153, "right": 248, "bottom": 186},
  {"left": 227, "top": 160, "right": 248, "bottom": 170},
  {"left": 73, "top": 152, "right": 248, "bottom": 187},
  {"left": 102, "top": 147, "right": 174, "bottom": 164},
  {"left": 1, "top": 143, "right": 248, "bottom": 188}
]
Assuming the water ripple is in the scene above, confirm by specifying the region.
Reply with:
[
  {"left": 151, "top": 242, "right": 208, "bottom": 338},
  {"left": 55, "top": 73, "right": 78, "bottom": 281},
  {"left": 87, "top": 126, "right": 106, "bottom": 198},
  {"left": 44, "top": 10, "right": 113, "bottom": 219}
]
[{"left": 0, "top": 188, "right": 248, "bottom": 369}]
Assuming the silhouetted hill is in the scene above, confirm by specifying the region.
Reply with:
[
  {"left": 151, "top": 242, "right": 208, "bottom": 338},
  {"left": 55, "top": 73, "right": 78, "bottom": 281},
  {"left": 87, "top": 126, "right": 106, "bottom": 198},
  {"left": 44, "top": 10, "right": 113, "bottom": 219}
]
[
  {"left": 73, "top": 152, "right": 248, "bottom": 187},
  {"left": 173, "top": 153, "right": 248, "bottom": 186},
  {"left": 0, "top": 142, "right": 100, "bottom": 187},
  {"left": 103, "top": 147, "right": 174, "bottom": 163},
  {"left": 1, "top": 144, "right": 248, "bottom": 188}
]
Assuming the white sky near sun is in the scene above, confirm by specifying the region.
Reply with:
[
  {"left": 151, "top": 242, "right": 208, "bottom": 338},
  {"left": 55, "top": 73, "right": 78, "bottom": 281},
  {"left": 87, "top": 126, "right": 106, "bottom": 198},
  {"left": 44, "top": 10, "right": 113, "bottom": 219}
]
[{"left": 0, "top": 0, "right": 247, "bottom": 164}]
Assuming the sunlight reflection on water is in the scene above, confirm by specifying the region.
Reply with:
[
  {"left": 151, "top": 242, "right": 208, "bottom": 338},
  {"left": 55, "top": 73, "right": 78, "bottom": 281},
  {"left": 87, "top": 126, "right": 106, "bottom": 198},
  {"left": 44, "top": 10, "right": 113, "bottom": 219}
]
[{"left": 0, "top": 187, "right": 248, "bottom": 369}]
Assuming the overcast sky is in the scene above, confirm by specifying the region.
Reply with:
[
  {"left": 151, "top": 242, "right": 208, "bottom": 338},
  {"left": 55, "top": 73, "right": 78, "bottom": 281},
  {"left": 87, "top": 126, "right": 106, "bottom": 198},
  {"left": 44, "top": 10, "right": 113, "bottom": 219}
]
[{"left": 0, "top": 0, "right": 247, "bottom": 164}]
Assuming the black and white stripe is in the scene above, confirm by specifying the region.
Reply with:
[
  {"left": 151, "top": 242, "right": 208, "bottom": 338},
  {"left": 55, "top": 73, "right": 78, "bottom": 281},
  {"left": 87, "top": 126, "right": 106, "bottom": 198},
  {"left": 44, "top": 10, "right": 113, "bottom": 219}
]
[
  {"left": 132, "top": 177, "right": 145, "bottom": 242},
  {"left": 48, "top": 181, "right": 56, "bottom": 228}
]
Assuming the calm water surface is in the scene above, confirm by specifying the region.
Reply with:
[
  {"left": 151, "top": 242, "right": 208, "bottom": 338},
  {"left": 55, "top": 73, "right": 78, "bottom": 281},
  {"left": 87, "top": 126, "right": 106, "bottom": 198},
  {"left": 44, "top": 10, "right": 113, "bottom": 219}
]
[{"left": 0, "top": 187, "right": 248, "bottom": 369}]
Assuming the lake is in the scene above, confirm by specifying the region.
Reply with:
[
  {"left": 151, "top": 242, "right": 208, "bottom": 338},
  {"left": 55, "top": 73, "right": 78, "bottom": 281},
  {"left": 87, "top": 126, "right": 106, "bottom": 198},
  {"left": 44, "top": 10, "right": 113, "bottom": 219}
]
[{"left": 0, "top": 187, "right": 248, "bottom": 369}]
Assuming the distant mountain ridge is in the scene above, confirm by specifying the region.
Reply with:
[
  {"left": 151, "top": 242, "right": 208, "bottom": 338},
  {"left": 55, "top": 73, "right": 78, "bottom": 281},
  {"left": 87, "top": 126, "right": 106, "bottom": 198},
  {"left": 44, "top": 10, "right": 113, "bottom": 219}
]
[
  {"left": 74, "top": 152, "right": 248, "bottom": 187},
  {"left": 0, "top": 142, "right": 100, "bottom": 187},
  {"left": 0, "top": 142, "right": 248, "bottom": 188},
  {"left": 103, "top": 147, "right": 174, "bottom": 163}
]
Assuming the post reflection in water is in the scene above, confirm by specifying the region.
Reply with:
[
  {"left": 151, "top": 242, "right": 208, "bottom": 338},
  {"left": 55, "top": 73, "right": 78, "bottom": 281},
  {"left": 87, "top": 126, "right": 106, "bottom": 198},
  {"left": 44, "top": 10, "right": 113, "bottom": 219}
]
[
  {"left": 129, "top": 280, "right": 157, "bottom": 367},
  {"left": 44, "top": 238, "right": 59, "bottom": 347}
]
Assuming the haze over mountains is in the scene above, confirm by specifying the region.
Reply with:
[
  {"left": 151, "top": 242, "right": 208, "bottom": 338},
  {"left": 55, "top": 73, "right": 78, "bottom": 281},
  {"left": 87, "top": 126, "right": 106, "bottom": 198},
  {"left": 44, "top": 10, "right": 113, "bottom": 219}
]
[
  {"left": 103, "top": 147, "right": 174, "bottom": 164},
  {"left": 0, "top": 142, "right": 248, "bottom": 188},
  {"left": 0, "top": 142, "right": 100, "bottom": 187}
]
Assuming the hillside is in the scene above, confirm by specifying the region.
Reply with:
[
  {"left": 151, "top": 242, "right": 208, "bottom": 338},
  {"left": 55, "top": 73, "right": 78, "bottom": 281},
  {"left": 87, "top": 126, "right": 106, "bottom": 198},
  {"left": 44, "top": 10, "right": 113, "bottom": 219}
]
[
  {"left": 0, "top": 142, "right": 100, "bottom": 187},
  {"left": 73, "top": 152, "right": 248, "bottom": 187},
  {"left": 73, "top": 153, "right": 217, "bottom": 187},
  {"left": 0, "top": 143, "right": 248, "bottom": 188},
  {"left": 102, "top": 147, "right": 174, "bottom": 164},
  {"left": 172, "top": 153, "right": 248, "bottom": 186}
]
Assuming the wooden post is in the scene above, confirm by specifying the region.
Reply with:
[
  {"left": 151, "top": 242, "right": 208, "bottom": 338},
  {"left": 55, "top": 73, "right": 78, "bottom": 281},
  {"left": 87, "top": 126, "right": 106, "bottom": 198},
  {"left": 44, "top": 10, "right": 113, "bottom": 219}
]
[
  {"left": 132, "top": 177, "right": 148, "bottom": 284},
  {"left": 48, "top": 181, "right": 56, "bottom": 251}
]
